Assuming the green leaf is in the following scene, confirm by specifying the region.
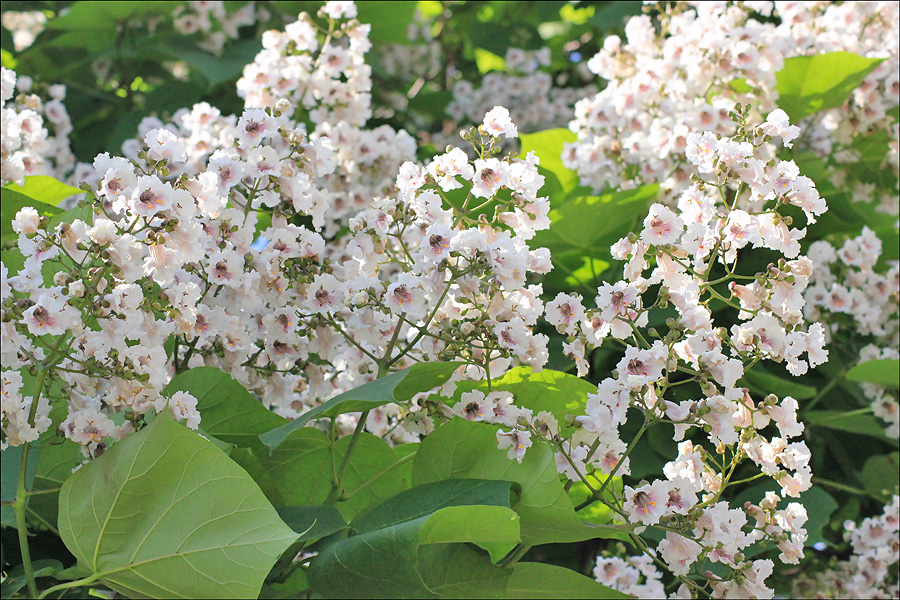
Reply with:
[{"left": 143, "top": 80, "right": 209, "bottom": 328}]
[
  {"left": 805, "top": 410, "right": 899, "bottom": 446},
  {"left": 276, "top": 505, "right": 348, "bottom": 541},
  {"left": 536, "top": 185, "right": 660, "bottom": 252},
  {"left": 158, "top": 38, "right": 263, "bottom": 89},
  {"left": 47, "top": 1, "right": 176, "bottom": 30},
  {"left": 164, "top": 367, "right": 287, "bottom": 452},
  {"left": 846, "top": 359, "right": 900, "bottom": 388},
  {"left": 58, "top": 412, "right": 298, "bottom": 599},
  {"left": 505, "top": 562, "right": 629, "bottom": 599},
  {"left": 351, "top": 479, "right": 521, "bottom": 560},
  {"left": 775, "top": 52, "right": 885, "bottom": 121},
  {"left": 863, "top": 452, "right": 900, "bottom": 502},
  {"left": 308, "top": 504, "right": 517, "bottom": 597},
  {"left": 1, "top": 559, "right": 63, "bottom": 599},
  {"left": 739, "top": 368, "right": 817, "bottom": 400},
  {"left": 0, "top": 187, "right": 61, "bottom": 243},
  {"left": 357, "top": 1, "right": 418, "bottom": 44},
  {"left": 27, "top": 439, "right": 83, "bottom": 531},
  {"left": 519, "top": 128, "right": 579, "bottom": 199},
  {"left": 451, "top": 367, "right": 597, "bottom": 436},
  {"left": 3, "top": 176, "right": 83, "bottom": 206},
  {"left": 261, "top": 429, "right": 409, "bottom": 520},
  {"left": 413, "top": 419, "right": 619, "bottom": 546},
  {"left": 474, "top": 48, "right": 506, "bottom": 73},
  {"left": 260, "top": 362, "right": 461, "bottom": 451},
  {"left": 0, "top": 444, "right": 39, "bottom": 527}
]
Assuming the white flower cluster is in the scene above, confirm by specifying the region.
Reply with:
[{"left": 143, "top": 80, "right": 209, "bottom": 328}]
[
  {"left": 235, "top": 5, "right": 417, "bottom": 236},
  {"left": 792, "top": 495, "right": 900, "bottom": 599},
  {"left": 805, "top": 227, "right": 899, "bottom": 437},
  {"left": 565, "top": 1, "right": 899, "bottom": 211},
  {"left": 538, "top": 110, "right": 824, "bottom": 596},
  {"left": 1, "top": 10, "right": 47, "bottom": 52},
  {"left": 0, "top": 67, "right": 76, "bottom": 186},
  {"left": 172, "top": 1, "right": 266, "bottom": 55},
  {"left": 443, "top": 47, "right": 595, "bottom": 152},
  {"left": 593, "top": 554, "right": 666, "bottom": 598},
  {"left": 1, "top": 77, "right": 338, "bottom": 451}
]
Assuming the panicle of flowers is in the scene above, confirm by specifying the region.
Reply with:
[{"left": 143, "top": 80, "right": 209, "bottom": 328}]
[
  {"left": 1, "top": 80, "right": 338, "bottom": 453},
  {"left": 534, "top": 109, "right": 826, "bottom": 597},
  {"left": 791, "top": 495, "right": 900, "bottom": 599},
  {"left": 440, "top": 47, "right": 595, "bottom": 154},
  {"left": 172, "top": 1, "right": 267, "bottom": 55},
  {"left": 593, "top": 553, "right": 666, "bottom": 598},
  {"left": 805, "top": 227, "right": 900, "bottom": 437},
  {"left": 565, "top": 1, "right": 899, "bottom": 214},
  {"left": 1, "top": 67, "right": 76, "bottom": 187},
  {"left": 1, "top": 10, "right": 47, "bottom": 52},
  {"left": 235, "top": 2, "right": 417, "bottom": 236}
]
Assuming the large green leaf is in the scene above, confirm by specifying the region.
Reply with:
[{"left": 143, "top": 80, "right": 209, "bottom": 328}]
[
  {"left": 2, "top": 176, "right": 83, "bottom": 206},
  {"left": 804, "top": 411, "right": 899, "bottom": 447},
  {"left": 46, "top": 1, "right": 176, "bottom": 30},
  {"left": 413, "top": 419, "right": 618, "bottom": 546},
  {"left": 505, "top": 562, "right": 629, "bottom": 599},
  {"left": 58, "top": 413, "right": 297, "bottom": 599},
  {"left": 535, "top": 185, "right": 660, "bottom": 253},
  {"left": 519, "top": 128, "right": 579, "bottom": 200},
  {"left": 356, "top": 1, "right": 418, "bottom": 44},
  {"left": 27, "top": 440, "right": 83, "bottom": 530},
  {"left": 308, "top": 503, "right": 518, "bottom": 598},
  {"left": 276, "top": 505, "right": 348, "bottom": 541},
  {"left": 863, "top": 452, "right": 900, "bottom": 502},
  {"left": 260, "top": 362, "right": 461, "bottom": 451},
  {"left": 846, "top": 359, "right": 900, "bottom": 389},
  {"left": 740, "top": 368, "right": 816, "bottom": 400},
  {"left": 451, "top": 367, "right": 597, "bottom": 436},
  {"left": 164, "top": 367, "right": 287, "bottom": 452},
  {"left": 775, "top": 52, "right": 885, "bottom": 121},
  {"left": 260, "top": 429, "right": 410, "bottom": 519},
  {"left": 0, "top": 444, "right": 39, "bottom": 527},
  {"left": 0, "top": 188, "right": 61, "bottom": 243},
  {"left": 352, "top": 478, "right": 520, "bottom": 561}
]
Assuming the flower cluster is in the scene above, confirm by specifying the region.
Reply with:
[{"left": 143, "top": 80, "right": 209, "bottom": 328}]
[
  {"left": 1, "top": 10, "right": 47, "bottom": 52},
  {"left": 172, "top": 1, "right": 266, "bottom": 55},
  {"left": 1, "top": 68, "right": 76, "bottom": 186},
  {"left": 805, "top": 227, "right": 900, "bottom": 437},
  {"left": 565, "top": 1, "right": 899, "bottom": 214},
  {"left": 521, "top": 109, "right": 825, "bottom": 596},
  {"left": 792, "top": 495, "right": 900, "bottom": 599}
]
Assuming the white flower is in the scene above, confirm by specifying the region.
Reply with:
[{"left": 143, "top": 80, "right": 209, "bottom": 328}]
[{"left": 482, "top": 106, "right": 518, "bottom": 139}]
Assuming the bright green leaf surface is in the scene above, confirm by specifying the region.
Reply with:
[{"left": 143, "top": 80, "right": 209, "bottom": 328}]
[
  {"left": 260, "top": 362, "right": 461, "bottom": 451},
  {"left": 519, "top": 128, "right": 579, "bottom": 199},
  {"left": 261, "top": 429, "right": 409, "bottom": 519},
  {"left": 58, "top": 413, "right": 297, "bottom": 599},
  {"left": 0, "top": 188, "right": 61, "bottom": 242},
  {"left": 846, "top": 359, "right": 900, "bottom": 388},
  {"left": 775, "top": 52, "right": 885, "bottom": 121},
  {"left": 474, "top": 48, "right": 506, "bottom": 73},
  {"left": 164, "top": 367, "right": 287, "bottom": 452},
  {"left": 505, "top": 562, "right": 629, "bottom": 599},
  {"left": 3, "top": 175, "right": 83, "bottom": 206},
  {"left": 413, "top": 419, "right": 619, "bottom": 546},
  {"left": 452, "top": 367, "right": 597, "bottom": 436}
]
